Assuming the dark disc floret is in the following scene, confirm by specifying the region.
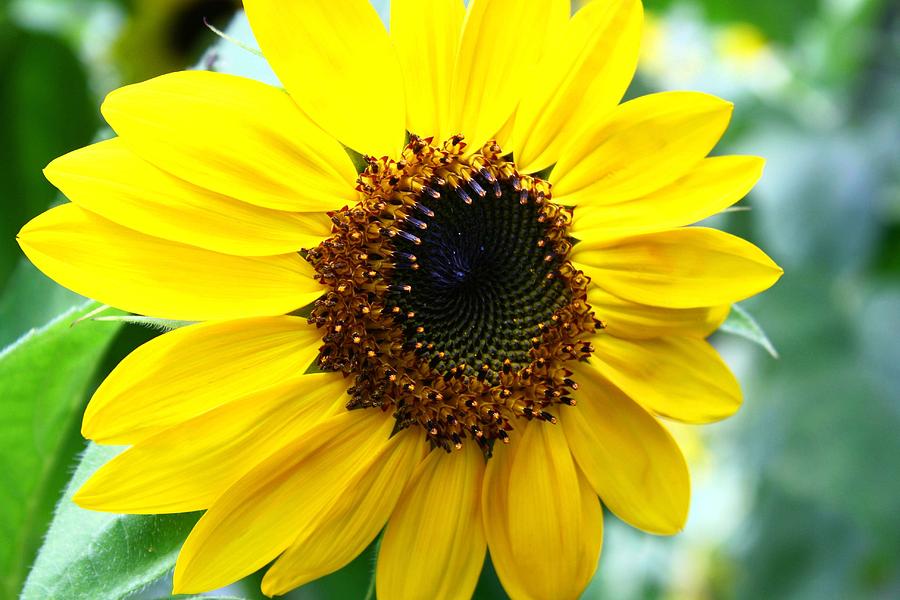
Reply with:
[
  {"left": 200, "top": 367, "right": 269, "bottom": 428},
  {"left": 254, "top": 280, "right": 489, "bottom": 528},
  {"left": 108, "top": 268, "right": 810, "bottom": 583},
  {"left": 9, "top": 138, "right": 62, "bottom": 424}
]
[{"left": 306, "top": 135, "right": 601, "bottom": 452}]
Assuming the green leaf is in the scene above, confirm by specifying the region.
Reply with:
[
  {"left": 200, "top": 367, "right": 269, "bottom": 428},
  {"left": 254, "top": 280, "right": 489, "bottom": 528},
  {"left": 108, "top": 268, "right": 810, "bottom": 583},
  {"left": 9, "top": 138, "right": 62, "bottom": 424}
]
[
  {"left": 0, "top": 301, "right": 124, "bottom": 599},
  {"left": 21, "top": 443, "right": 201, "bottom": 600},
  {"left": 719, "top": 303, "right": 779, "bottom": 358},
  {"left": 0, "top": 25, "right": 97, "bottom": 290},
  {"left": 0, "top": 258, "right": 84, "bottom": 348}
]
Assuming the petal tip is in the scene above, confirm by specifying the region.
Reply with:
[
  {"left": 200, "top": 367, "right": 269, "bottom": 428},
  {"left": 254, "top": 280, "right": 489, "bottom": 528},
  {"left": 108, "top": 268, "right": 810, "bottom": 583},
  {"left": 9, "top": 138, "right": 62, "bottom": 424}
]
[
  {"left": 259, "top": 575, "right": 281, "bottom": 598},
  {"left": 16, "top": 214, "right": 38, "bottom": 240},
  {"left": 745, "top": 155, "right": 767, "bottom": 181},
  {"left": 70, "top": 483, "right": 118, "bottom": 513},
  {"left": 80, "top": 408, "right": 125, "bottom": 445},
  {"left": 80, "top": 420, "right": 97, "bottom": 442},
  {"left": 80, "top": 402, "right": 103, "bottom": 441},
  {"left": 41, "top": 161, "right": 58, "bottom": 183},
  {"left": 642, "top": 513, "right": 688, "bottom": 536},
  {"left": 693, "top": 93, "right": 734, "bottom": 121},
  {"left": 70, "top": 487, "right": 89, "bottom": 509},
  {"left": 762, "top": 258, "right": 785, "bottom": 285},
  {"left": 171, "top": 556, "right": 202, "bottom": 596},
  {"left": 15, "top": 226, "right": 39, "bottom": 255},
  {"left": 99, "top": 86, "right": 125, "bottom": 120}
]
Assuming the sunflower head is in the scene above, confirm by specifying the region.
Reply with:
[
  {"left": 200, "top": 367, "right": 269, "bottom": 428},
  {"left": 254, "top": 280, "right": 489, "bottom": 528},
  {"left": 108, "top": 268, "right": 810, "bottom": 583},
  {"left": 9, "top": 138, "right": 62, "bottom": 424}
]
[
  {"left": 308, "top": 134, "right": 599, "bottom": 451},
  {"left": 17, "top": 0, "right": 783, "bottom": 599}
]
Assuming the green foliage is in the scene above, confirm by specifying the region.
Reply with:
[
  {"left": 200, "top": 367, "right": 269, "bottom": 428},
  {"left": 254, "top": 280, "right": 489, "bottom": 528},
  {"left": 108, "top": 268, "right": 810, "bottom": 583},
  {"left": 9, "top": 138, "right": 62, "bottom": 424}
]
[
  {"left": 0, "top": 259, "right": 83, "bottom": 348},
  {"left": 21, "top": 443, "right": 201, "bottom": 600},
  {"left": 645, "top": 0, "right": 823, "bottom": 43},
  {"left": 0, "top": 302, "right": 123, "bottom": 598},
  {"left": 718, "top": 303, "right": 779, "bottom": 358},
  {"left": 0, "top": 24, "right": 97, "bottom": 290},
  {"left": 728, "top": 278, "right": 900, "bottom": 599}
]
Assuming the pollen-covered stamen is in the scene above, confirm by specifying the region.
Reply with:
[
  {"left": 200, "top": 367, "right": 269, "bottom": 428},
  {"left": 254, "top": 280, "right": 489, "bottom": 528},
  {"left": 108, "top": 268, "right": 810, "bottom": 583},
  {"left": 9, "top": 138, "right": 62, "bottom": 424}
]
[{"left": 306, "top": 135, "right": 600, "bottom": 452}]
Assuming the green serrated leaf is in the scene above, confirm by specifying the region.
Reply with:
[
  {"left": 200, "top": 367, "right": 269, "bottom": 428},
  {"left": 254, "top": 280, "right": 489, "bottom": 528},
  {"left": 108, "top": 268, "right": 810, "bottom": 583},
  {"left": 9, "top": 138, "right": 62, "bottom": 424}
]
[
  {"left": 719, "top": 303, "right": 779, "bottom": 358},
  {"left": 0, "top": 301, "right": 124, "bottom": 599},
  {"left": 21, "top": 443, "right": 201, "bottom": 600}
]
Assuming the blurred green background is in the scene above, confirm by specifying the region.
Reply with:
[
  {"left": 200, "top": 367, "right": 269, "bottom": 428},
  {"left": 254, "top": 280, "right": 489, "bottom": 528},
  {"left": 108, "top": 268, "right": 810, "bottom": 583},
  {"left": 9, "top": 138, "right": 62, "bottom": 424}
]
[{"left": 0, "top": 0, "right": 898, "bottom": 598}]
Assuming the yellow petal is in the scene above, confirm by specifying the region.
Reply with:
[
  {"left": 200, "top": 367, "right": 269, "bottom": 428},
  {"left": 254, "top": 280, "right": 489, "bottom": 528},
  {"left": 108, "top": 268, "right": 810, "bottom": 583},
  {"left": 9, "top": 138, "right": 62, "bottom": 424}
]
[
  {"left": 574, "top": 466, "right": 605, "bottom": 592},
  {"left": 451, "top": 0, "right": 567, "bottom": 150},
  {"left": 572, "top": 156, "right": 765, "bottom": 240},
  {"left": 573, "top": 227, "right": 783, "bottom": 308},
  {"left": 243, "top": 0, "right": 405, "bottom": 157},
  {"left": 480, "top": 432, "right": 526, "bottom": 600},
  {"left": 493, "top": 109, "right": 518, "bottom": 151},
  {"left": 512, "top": 0, "right": 643, "bottom": 174},
  {"left": 589, "top": 287, "right": 729, "bottom": 339},
  {"left": 45, "top": 138, "right": 332, "bottom": 257},
  {"left": 83, "top": 317, "right": 322, "bottom": 444},
  {"left": 377, "top": 443, "right": 486, "bottom": 600},
  {"left": 563, "top": 363, "right": 690, "bottom": 534},
  {"left": 484, "top": 420, "right": 603, "bottom": 600},
  {"left": 589, "top": 334, "right": 742, "bottom": 422},
  {"left": 74, "top": 373, "right": 345, "bottom": 514},
  {"left": 101, "top": 70, "right": 356, "bottom": 212},
  {"left": 551, "top": 92, "right": 734, "bottom": 204},
  {"left": 261, "top": 428, "right": 427, "bottom": 596},
  {"left": 391, "top": 0, "right": 464, "bottom": 141},
  {"left": 17, "top": 204, "right": 322, "bottom": 321},
  {"left": 173, "top": 409, "right": 394, "bottom": 595}
]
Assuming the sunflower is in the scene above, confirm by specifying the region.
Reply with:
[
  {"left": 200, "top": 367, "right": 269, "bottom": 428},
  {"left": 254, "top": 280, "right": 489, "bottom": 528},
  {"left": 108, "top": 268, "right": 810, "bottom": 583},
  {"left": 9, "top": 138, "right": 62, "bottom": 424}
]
[{"left": 17, "top": 0, "right": 782, "bottom": 598}]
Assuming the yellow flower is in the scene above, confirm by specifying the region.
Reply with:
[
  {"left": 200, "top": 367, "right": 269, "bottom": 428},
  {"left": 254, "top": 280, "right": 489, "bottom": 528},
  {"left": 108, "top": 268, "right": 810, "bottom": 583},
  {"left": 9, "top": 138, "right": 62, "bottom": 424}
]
[{"left": 17, "top": 0, "right": 782, "bottom": 598}]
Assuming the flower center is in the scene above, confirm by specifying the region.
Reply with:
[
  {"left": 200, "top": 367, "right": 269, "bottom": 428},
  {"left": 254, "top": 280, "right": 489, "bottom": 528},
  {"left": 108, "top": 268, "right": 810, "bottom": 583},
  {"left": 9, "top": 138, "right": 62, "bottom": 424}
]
[{"left": 307, "top": 136, "right": 600, "bottom": 451}]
